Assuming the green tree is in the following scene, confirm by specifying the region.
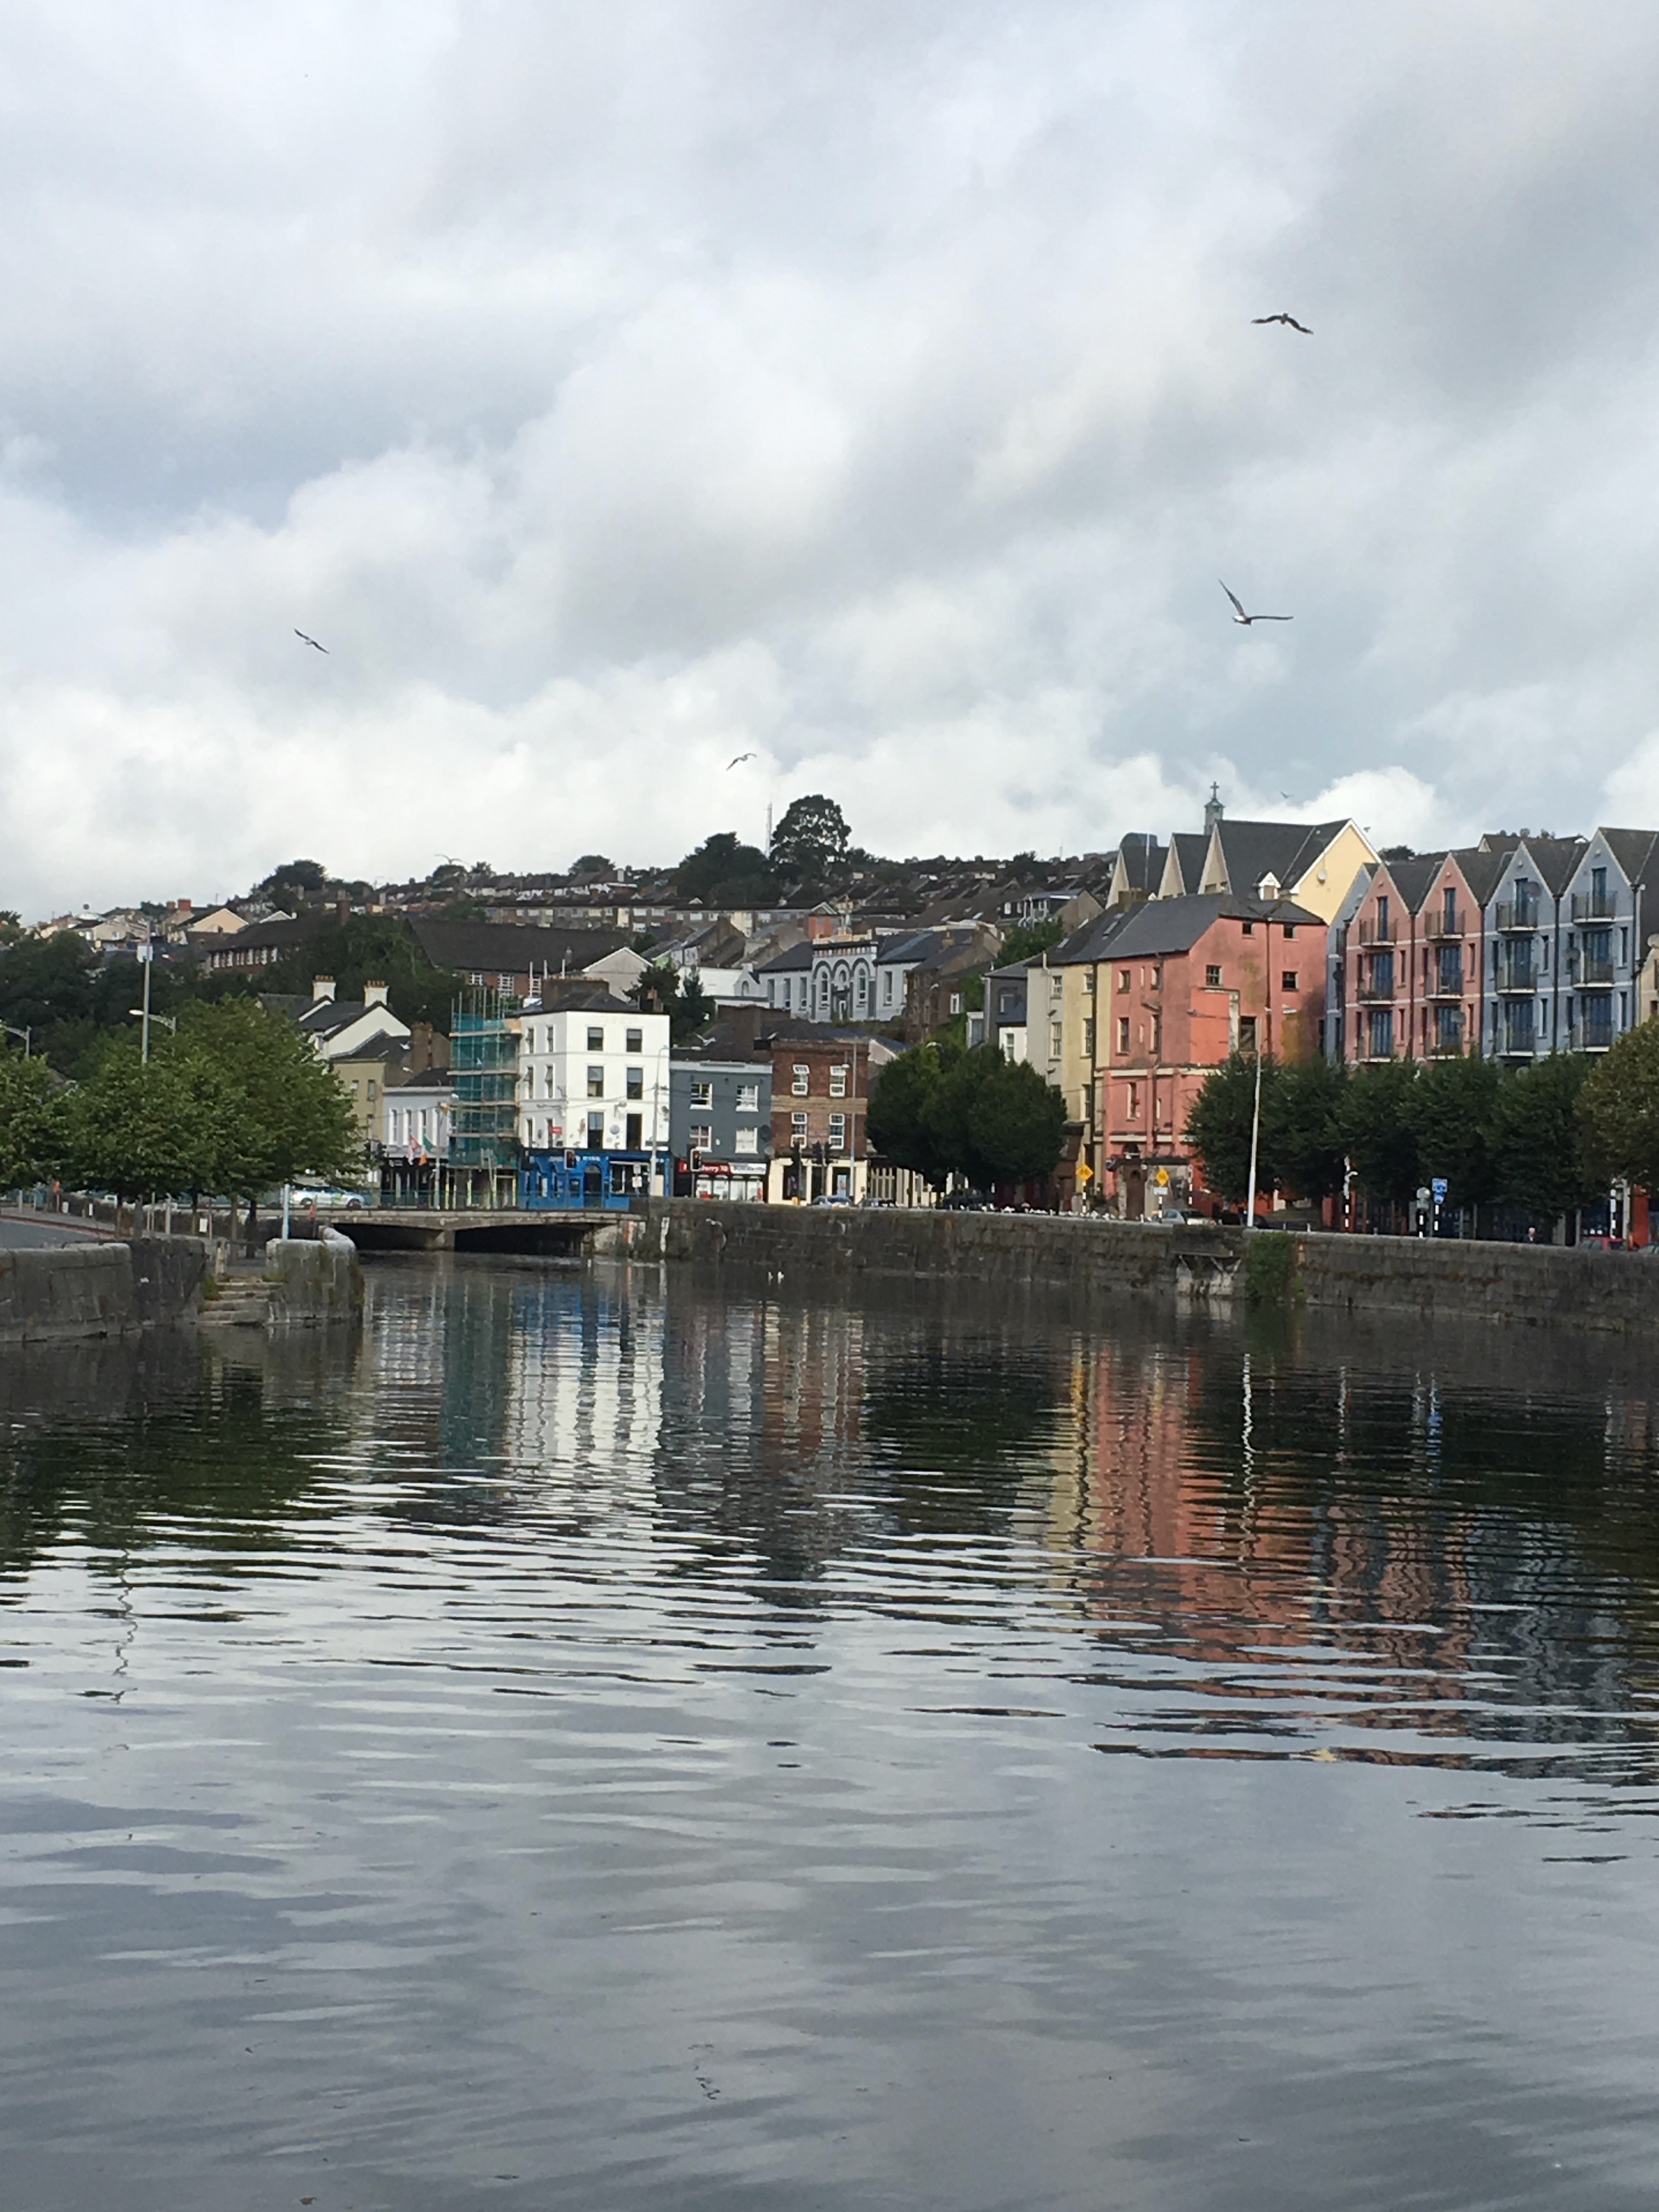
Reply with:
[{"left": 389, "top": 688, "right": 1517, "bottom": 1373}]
[
  {"left": 963, "top": 1054, "right": 1066, "bottom": 1184},
  {"left": 1274, "top": 1054, "right": 1350, "bottom": 1203},
  {"left": 248, "top": 915, "right": 458, "bottom": 1029},
  {"left": 674, "top": 832, "right": 777, "bottom": 905},
  {"left": 1579, "top": 1020, "right": 1659, "bottom": 1191},
  {"left": 770, "top": 794, "right": 851, "bottom": 886},
  {"left": 1341, "top": 1058, "right": 1424, "bottom": 1206},
  {"left": 0, "top": 1048, "right": 63, "bottom": 1188},
  {"left": 253, "top": 857, "right": 329, "bottom": 911},
  {"left": 62, "top": 1045, "right": 234, "bottom": 1203},
  {"left": 176, "top": 997, "right": 361, "bottom": 1195},
  {"left": 631, "top": 962, "right": 714, "bottom": 1044},
  {"left": 867, "top": 1039, "right": 960, "bottom": 1188},
  {"left": 1412, "top": 1051, "right": 1500, "bottom": 1210},
  {"left": 997, "top": 919, "right": 1064, "bottom": 966},
  {"left": 1184, "top": 1053, "right": 1274, "bottom": 1204},
  {"left": 1492, "top": 1052, "right": 1598, "bottom": 1228}
]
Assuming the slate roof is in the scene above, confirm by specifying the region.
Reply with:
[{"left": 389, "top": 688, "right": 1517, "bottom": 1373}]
[
  {"left": 753, "top": 939, "right": 815, "bottom": 974},
  {"left": 1210, "top": 819, "right": 1350, "bottom": 898},
  {"left": 1114, "top": 833, "right": 1166, "bottom": 896},
  {"left": 1601, "top": 829, "right": 1659, "bottom": 885},
  {"left": 1516, "top": 834, "right": 1588, "bottom": 895},
  {"left": 1380, "top": 856, "right": 1446, "bottom": 913},
  {"left": 1448, "top": 845, "right": 1513, "bottom": 906},
  {"left": 1165, "top": 833, "right": 1209, "bottom": 894},
  {"left": 1091, "top": 893, "right": 1323, "bottom": 960},
  {"left": 409, "top": 919, "right": 627, "bottom": 975}
]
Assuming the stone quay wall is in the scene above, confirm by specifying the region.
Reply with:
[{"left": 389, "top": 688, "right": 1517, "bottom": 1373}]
[
  {"left": 623, "top": 1200, "right": 1659, "bottom": 1336},
  {"left": 0, "top": 1237, "right": 207, "bottom": 1344}
]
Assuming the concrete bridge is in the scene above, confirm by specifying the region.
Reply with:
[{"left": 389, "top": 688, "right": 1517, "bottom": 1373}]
[{"left": 333, "top": 1207, "right": 637, "bottom": 1255}]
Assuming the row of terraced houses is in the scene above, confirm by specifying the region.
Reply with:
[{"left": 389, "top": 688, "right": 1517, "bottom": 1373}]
[{"left": 972, "top": 797, "right": 1659, "bottom": 1216}]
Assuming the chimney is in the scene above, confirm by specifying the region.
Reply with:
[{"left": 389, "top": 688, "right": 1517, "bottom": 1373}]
[
  {"left": 364, "top": 979, "right": 389, "bottom": 1008},
  {"left": 336, "top": 893, "right": 349, "bottom": 925},
  {"left": 312, "top": 975, "right": 336, "bottom": 1002}
]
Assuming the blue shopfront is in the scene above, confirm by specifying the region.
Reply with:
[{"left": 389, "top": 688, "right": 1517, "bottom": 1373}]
[{"left": 519, "top": 1148, "right": 668, "bottom": 1211}]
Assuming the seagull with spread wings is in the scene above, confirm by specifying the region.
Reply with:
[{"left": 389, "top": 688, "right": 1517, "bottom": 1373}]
[
  {"left": 1252, "top": 312, "right": 1311, "bottom": 334},
  {"left": 1221, "top": 581, "right": 1293, "bottom": 627},
  {"left": 295, "top": 629, "right": 329, "bottom": 653},
  {"left": 727, "top": 751, "right": 757, "bottom": 769}
]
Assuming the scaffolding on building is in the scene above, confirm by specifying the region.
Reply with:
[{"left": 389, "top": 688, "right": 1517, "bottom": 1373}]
[{"left": 449, "top": 988, "right": 520, "bottom": 1206}]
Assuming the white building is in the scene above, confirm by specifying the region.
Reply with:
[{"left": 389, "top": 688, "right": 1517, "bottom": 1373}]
[{"left": 515, "top": 988, "right": 670, "bottom": 1155}]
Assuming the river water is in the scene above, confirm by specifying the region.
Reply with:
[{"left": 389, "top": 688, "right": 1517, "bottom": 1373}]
[{"left": 4, "top": 1257, "right": 1659, "bottom": 2211}]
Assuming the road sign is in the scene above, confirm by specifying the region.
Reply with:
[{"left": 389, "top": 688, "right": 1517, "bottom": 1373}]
[
  {"left": 1431, "top": 1177, "right": 1448, "bottom": 1202},
  {"left": 1154, "top": 1167, "right": 1170, "bottom": 1187},
  {"left": 1076, "top": 1161, "right": 1094, "bottom": 1184}
]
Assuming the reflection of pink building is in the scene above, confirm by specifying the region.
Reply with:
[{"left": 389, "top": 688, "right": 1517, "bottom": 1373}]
[{"left": 1343, "top": 849, "right": 1501, "bottom": 1063}]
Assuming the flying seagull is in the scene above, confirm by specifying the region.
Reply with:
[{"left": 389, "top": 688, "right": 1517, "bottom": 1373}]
[
  {"left": 295, "top": 629, "right": 329, "bottom": 653},
  {"left": 1252, "top": 312, "right": 1311, "bottom": 334},
  {"left": 727, "top": 751, "right": 757, "bottom": 769},
  {"left": 1221, "top": 581, "right": 1293, "bottom": 626}
]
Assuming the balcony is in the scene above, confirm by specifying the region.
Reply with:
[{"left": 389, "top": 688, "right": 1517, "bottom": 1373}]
[
  {"left": 1355, "top": 979, "right": 1396, "bottom": 1003},
  {"left": 1424, "top": 909, "right": 1465, "bottom": 941},
  {"left": 1494, "top": 962, "right": 1538, "bottom": 994},
  {"left": 1497, "top": 1030, "right": 1538, "bottom": 1059},
  {"left": 1572, "top": 891, "right": 1616, "bottom": 923},
  {"left": 1495, "top": 899, "right": 1539, "bottom": 932},
  {"left": 1429, "top": 1024, "right": 1465, "bottom": 1057},
  {"left": 1426, "top": 966, "right": 1464, "bottom": 998},
  {"left": 1357, "top": 919, "right": 1396, "bottom": 946},
  {"left": 1571, "top": 1019, "right": 1616, "bottom": 1053},
  {"left": 1575, "top": 956, "right": 1616, "bottom": 986}
]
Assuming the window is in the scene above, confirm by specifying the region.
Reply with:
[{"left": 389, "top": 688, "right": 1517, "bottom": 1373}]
[
  {"left": 882, "top": 970, "right": 893, "bottom": 1005},
  {"left": 1119, "top": 970, "right": 1131, "bottom": 991},
  {"left": 792, "top": 1064, "right": 810, "bottom": 1096},
  {"left": 1083, "top": 970, "right": 1096, "bottom": 994},
  {"left": 999, "top": 990, "right": 1018, "bottom": 1015},
  {"left": 1083, "top": 1019, "right": 1096, "bottom": 1055},
  {"left": 1282, "top": 924, "right": 1295, "bottom": 940},
  {"left": 625, "top": 1028, "right": 642, "bottom": 1053},
  {"left": 1377, "top": 895, "right": 1390, "bottom": 935},
  {"left": 587, "top": 1111, "right": 606, "bottom": 1147},
  {"left": 736, "top": 1081, "right": 759, "bottom": 1112},
  {"left": 1049, "top": 1022, "right": 1063, "bottom": 1060},
  {"left": 690, "top": 1079, "right": 713, "bottom": 1107},
  {"left": 949, "top": 992, "right": 962, "bottom": 1015},
  {"left": 733, "top": 1127, "right": 759, "bottom": 1155},
  {"left": 1240, "top": 921, "right": 1254, "bottom": 936},
  {"left": 828, "top": 1065, "right": 848, "bottom": 1098},
  {"left": 828, "top": 1111, "right": 847, "bottom": 1151},
  {"left": 587, "top": 1026, "right": 604, "bottom": 1051},
  {"left": 1282, "top": 970, "right": 1297, "bottom": 991},
  {"left": 1117, "top": 1016, "right": 1130, "bottom": 1052},
  {"left": 625, "top": 1066, "right": 644, "bottom": 1100},
  {"left": 1239, "top": 1016, "right": 1257, "bottom": 1051},
  {"left": 1127, "top": 1082, "right": 1139, "bottom": 1120},
  {"left": 689, "top": 1122, "right": 712, "bottom": 1152},
  {"left": 625, "top": 1113, "right": 641, "bottom": 1151},
  {"left": 791, "top": 1110, "right": 808, "bottom": 1138},
  {"left": 1205, "top": 964, "right": 1221, "bottom": 988},
  {"left": 587, "top": 1065, "right": 604, "bottom": 1097}
]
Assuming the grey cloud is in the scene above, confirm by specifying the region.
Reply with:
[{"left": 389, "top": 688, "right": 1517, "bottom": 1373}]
[{"left": 4, "top": 2, "right": 1659, "bottom": 914}]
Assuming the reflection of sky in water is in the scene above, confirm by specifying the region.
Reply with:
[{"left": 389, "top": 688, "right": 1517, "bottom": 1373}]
[{"left": 2, "top": 1261, "right": 1659, "bottom": 2210}]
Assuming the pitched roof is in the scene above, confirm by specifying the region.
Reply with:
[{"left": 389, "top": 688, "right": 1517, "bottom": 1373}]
[
  {"left": 1092, "top": 893, "right": 1323, "bottom": 960},
  {"left": 409, "top": 918, "right": 626, "bottom": 975},
  {"left": 1165, "top": 833, "right": 1209, "bottom": 894},
  {"left": 753, "top": 939, "right": 815, "bottom": 973},
  {"left": 1516, "top": 834, "right": 1588, "bottom": 894},
  {"left": 1447, "top": 844, "right": 1511, "bottom": 906},
  {"left": 1380, "top": 855, "right": 1447, "bottom": 913},
  {"left": 1601, "top": 828, "right": 1659, "bottom": 885},
  {"left": 1050, "top": 908, "right": 1132, "bottom": 964},
  {"left": 1210, "top": 819, "right": 1350, "bottom": 898},
  {"left": 1114, "top": 833, "right": 1166, "bottom": 895}
]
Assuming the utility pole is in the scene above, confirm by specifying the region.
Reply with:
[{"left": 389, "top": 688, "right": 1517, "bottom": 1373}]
[{"left": 139, "top": 922, "right": 153, "bottom": 1063}]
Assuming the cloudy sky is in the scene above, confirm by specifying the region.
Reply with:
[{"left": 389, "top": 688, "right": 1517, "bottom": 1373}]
[{"left": 5, "top": 1, "right": 1659, "bottom": 916}]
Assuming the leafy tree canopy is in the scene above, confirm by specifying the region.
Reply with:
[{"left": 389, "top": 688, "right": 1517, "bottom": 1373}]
[
  {"left": 252, "top": 857, "right": 329, "bottom": 911},
  {"left": 998, "top": 919, "right": 1064, "bottom": 966},
  {"left": 1412, "top": 1050, "right": 1501, "bottom": 1209},
  {"left": 1492, "top": 1053, "right": 1599, "bottom": 1227},
  {"left": 869, "top": 1041, "right": 1064, "bottom": 1191},
  {"left": 0, "top": 1047, "right": 64, "bottom": 1189},
  {"left": 569, "top": 854, "right": 614, "bottom": 882},
  {"left": 1339, "top": 1056, "right": 1423, "bottom": 1207},
  {"left": 770, "top": 794, "right": 851, "bottom": 887},
  {"left": 247, "top": 915, "right": 459, "bottom": 1029},
  {"left": 674, "top": 832, "right": 777, "bottom": 906},
  {"left": 631, "top": 961, "right": 714, "bottom": 1044},
  {"left": 1579, "top": 1020, "right": 1659, "bottom": 1192}
]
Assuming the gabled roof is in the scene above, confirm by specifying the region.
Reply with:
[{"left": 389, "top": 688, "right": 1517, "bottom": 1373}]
[
  {"left": 1446, "top": 845, "right": 1512, "bottom": 907},
  {"left": 1114, "top": 833, "right": 1166, "bottom": 896},
  {"left": 1379, "top": 855, "right": 1447, "bottom": 913},
  {"left": 521, "top": 982, "right": 635, "bottom": 1015},
  {"left": 1601, "top": 828, "right": 1659, "bottom": 885},
  {"left": 1515, "top": 834, "right": 1588, "bottom": 895},
  {"left": 1164, "top": 833, "right": 1209, "bottom": 895},
  {"left": 1050, "top": 907, "right": 1132, "bottom": 965},
  {"left": 1208, "top": 819, "right": 1351, "bottom": 898}
]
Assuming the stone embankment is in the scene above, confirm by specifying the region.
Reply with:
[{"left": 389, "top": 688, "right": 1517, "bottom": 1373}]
[
  {"left": 0, "top": 1234, "right": 362, "bottom": 1345},
  {"left": 623, "top": 1199, "right": 1659, "bottom": 1336}
]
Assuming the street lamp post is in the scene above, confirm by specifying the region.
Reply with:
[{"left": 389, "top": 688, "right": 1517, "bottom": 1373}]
[{"left": 1243, "top": 920, "right": 1273, "bottom": 1233}]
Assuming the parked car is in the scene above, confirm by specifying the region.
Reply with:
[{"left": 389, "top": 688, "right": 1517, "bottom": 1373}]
[{"left": 294, "top": 1185, "right": 368, "bottom": 1210}]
